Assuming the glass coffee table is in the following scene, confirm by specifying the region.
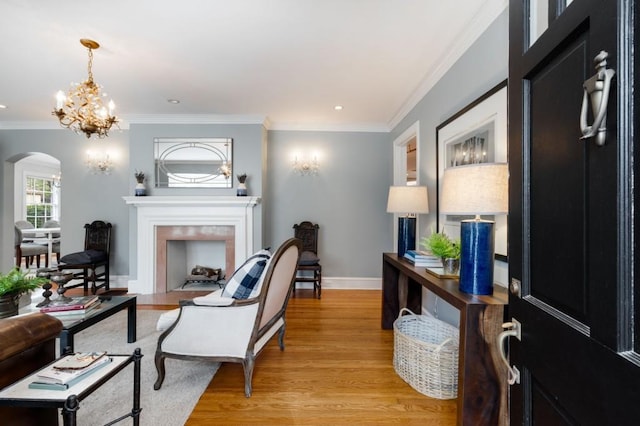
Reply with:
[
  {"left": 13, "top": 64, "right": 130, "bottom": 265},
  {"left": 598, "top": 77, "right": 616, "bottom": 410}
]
[{"left": 54, "top": 295, "right": 137, "bottom": 354}]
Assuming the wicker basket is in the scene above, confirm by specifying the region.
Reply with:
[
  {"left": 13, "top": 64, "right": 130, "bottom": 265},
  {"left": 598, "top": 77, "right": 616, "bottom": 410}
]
[{"left": 393, "top": 308, "right": 459, "bottom": 399}]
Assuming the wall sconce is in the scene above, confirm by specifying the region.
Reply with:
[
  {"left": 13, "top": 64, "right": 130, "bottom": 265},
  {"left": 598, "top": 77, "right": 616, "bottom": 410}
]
[
  {"left": 86, "top": 151, "right": 114, "bottom": 175},
  {"left": 292, "top": 155, "right": 319, "bottom": 176}
]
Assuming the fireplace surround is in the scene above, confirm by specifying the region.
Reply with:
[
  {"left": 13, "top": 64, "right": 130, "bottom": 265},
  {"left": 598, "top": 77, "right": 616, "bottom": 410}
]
[{"left": 123, "top": 196, "right": 261, "bottom": 294}]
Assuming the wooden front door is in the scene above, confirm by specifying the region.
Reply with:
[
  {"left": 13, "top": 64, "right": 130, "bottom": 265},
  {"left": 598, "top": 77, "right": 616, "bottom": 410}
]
[{"left": 507, "top": 0, "right": 640, "bottom": 424}]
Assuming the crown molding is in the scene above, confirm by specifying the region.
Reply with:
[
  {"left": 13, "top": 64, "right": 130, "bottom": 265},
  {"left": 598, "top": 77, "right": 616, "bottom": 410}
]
[
  {"left": 0, "top": 116, "right": 389, "bottom": 133},
  {"left": 387, "top": 0, "right": 508, "bottom": 130},
  {"left": 0, "top": 121, "right": 69, "bottom": 130},
  {"left": 125, "top": 114, "right": 268, "bottom": 126},
  {"left": 268, "top": 121, "right": 390, "bottom": 133}
]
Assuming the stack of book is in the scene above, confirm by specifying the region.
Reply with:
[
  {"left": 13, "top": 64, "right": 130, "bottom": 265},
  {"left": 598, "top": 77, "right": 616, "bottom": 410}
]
[
  {"left": 29, "top": 352, "right": 111, "bottom": 390},
  {"left": 39, "top": 295, "right": 101, "bottom": 318},
  {"left": 403, "top": 250, "right": 442, "bottom": 267}
]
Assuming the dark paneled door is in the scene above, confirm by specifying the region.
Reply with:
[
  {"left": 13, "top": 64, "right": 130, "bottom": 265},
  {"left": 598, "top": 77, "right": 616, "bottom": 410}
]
[{"left": 508, "top": 0, "right": 640, "bottom": 424}]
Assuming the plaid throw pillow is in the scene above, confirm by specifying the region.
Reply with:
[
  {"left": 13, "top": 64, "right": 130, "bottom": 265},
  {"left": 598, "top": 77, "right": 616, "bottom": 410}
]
[{"left": 221, "top": 249, "right": 271, "bottom": 299}]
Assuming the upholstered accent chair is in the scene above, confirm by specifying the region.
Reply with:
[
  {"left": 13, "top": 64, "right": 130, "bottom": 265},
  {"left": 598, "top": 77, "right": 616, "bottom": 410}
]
[
  {"left": 58, "top": 220, "right": 112, "bottom": 294},
  {"left": 293, "top": 221, "right": 322, "bottom": 298},
  {"left": 14, "top": 226, "right": 49, "bottom": 268},
  {"left": 41, "top": 219, "right": 61, "bottom": 264},
  {"left": 153, "top": 238, "right": 302, "bottom": 397},
  {"left": 15, "top": 220, "right": 35, "bottom": 242}
]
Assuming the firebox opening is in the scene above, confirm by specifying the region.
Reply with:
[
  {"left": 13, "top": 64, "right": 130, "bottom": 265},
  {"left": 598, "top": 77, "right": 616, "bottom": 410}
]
[{"left": 166, "top": 240, "right": 227, "bottom": 291}]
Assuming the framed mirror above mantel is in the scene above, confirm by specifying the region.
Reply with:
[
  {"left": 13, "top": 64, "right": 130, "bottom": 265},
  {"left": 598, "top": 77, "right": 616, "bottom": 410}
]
[{"left": 154, "top": 137, "right": 233, "bottom": 188}]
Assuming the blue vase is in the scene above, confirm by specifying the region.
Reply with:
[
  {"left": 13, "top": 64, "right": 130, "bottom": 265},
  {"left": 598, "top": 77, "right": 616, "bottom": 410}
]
[
  {"left": 459, "top": 220, "right": 495, "bottom": 295},
  {"left": 135, "top": 182, "right": 146, "bottom": 196}
]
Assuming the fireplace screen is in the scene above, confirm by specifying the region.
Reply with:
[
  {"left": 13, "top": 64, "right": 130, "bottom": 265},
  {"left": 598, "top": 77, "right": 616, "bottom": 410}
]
[{"left": 154, "top": 137, "right": 233, "bottom": 188}]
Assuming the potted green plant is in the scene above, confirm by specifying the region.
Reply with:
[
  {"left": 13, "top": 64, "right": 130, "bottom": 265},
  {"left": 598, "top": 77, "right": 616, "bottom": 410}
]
[
  {"left": 421, "top": 232, "right": 461, "bottom": 275},
  {"left": 0, "top": 268, "right": 48, "bottom": 319},
  {"left": 134, "top": 170, "right": 146, "bottom": 196}
]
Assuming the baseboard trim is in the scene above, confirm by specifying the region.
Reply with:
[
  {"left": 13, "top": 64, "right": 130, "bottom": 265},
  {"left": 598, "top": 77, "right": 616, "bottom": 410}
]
[
  {"left": 295, "top": 277, "right": 381, "bottom": 291},
  {"left": 119, "top": 276, "right": 382, "bottom": 292}
]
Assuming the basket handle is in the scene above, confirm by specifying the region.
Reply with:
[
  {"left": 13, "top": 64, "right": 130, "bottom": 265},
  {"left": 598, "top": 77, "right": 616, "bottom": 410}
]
[
  {"left": 435, "top": 337, "right": 458, "bottom": 352},
  {"left": 397, "top": 308, "right": 416, "bottom": 319}
]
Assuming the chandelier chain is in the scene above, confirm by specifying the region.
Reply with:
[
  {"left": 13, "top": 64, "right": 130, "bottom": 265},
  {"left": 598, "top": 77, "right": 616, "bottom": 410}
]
[{"left": 86, "top": 47, "right": 94, "bottom": 83}]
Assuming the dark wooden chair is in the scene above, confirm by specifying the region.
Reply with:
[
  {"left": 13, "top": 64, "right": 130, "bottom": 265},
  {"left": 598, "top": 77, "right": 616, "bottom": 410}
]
[
  {"left": 293, "top": 221, "right": 322, "bottom": 298},
  {"left": 58, "top": 220, "right": 112, "bottom": 294}
]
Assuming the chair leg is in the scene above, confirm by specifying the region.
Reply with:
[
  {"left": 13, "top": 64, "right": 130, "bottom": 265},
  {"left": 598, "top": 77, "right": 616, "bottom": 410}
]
[
  {"left": 316, "top": 269, "right": 322, "bottom": 299},
  {"left": 153, "top": 353, "right": 166, "bottom": 390},
  {"left": 104, "top": 263, "right": 110, "bottom": 291},
  {"left": 242, "top": 355, "right": 255, "bottom": 397},
  {"left": 278, "top": 324, "right": 286, "bottom": 351}
]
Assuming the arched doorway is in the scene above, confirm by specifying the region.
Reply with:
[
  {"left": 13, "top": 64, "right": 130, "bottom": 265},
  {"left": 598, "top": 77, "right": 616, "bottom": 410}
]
[{"left": 12, "top": 153, "right": 61, "bottom": 270}]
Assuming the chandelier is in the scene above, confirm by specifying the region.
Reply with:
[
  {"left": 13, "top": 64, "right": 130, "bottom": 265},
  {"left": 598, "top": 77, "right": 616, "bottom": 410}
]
[{"left": 52, "top": 39, "right": 119, "bottom": 138}]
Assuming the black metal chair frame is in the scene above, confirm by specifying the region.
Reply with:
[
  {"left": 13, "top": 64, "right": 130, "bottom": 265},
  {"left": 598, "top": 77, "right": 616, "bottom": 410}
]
[
  {"left": 293, "top": 221, "right": 322, "bottom": 298},
  {"left": 59, "top": 220, "right": 112, "bottom": 294}
]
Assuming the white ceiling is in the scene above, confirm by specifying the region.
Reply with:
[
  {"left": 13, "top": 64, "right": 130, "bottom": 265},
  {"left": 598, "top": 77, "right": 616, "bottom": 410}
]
[{"left": 0, "top": 0, "right": 506, "bottom": 132}]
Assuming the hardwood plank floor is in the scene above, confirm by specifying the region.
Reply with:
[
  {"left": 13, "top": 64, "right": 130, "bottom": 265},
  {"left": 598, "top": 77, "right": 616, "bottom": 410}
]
[
  {"left": 73, "top": 287, "right": 457, "bottom": 424},
  {"left": 186, "top": 289, "right": 455, "bottom": 425}
]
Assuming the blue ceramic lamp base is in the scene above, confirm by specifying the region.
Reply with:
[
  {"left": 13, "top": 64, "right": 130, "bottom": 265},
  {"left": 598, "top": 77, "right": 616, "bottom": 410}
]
[
  {"left": 397, "top": 216, "right": 416, "bottom": 258},
  {"left": 459, "top": 219, "right": 495, "bottom": 295}
]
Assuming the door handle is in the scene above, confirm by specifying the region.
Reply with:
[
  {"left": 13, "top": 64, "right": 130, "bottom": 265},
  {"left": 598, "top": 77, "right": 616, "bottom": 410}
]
[
  {"left": 497, "top": 319, "right": 521, "bottom": 385},
  {"left": 580, "top": 50, "right": 615, "bottom": 146}
]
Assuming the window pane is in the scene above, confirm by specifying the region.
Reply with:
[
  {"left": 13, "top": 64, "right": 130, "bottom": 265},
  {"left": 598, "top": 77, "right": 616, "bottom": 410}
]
[{"left": 25, "top": 175, "right": 57, "bottom": 227}]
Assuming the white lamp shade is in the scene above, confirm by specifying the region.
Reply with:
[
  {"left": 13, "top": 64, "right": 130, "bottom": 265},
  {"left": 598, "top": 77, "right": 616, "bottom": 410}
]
[
  {"left": 386, "top": 186, "right": 429, "bottom": 214},
  {"left": 440, "top": 163, "right": 508, "bottom": 215}
]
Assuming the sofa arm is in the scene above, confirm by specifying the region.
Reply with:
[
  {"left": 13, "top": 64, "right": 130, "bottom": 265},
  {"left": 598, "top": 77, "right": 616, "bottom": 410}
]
[{"left": 0, "top": 313, "right": 62, "bottom": 362}]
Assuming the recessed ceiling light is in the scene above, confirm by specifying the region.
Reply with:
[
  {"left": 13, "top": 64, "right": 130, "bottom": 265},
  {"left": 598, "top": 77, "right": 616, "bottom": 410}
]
[
  {"left": 0, "top": 104, "right": 7, "bottom": 109},
  {"left": 167, "top": 99, "right": 180, "bottom": 104},
  {"left": 334, "top": 105, "right": 343, "bottom": 111}
]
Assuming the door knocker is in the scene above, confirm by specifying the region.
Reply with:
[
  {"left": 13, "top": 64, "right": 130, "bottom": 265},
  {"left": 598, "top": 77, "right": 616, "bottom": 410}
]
[{"left": 580, "top": 50, "right": 615, "bottom": 146}]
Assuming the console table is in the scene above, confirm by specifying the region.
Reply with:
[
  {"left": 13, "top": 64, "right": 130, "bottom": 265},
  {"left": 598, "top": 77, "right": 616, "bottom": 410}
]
[{"left": 382, "top": 253, "right": 508, "bottom": 426}]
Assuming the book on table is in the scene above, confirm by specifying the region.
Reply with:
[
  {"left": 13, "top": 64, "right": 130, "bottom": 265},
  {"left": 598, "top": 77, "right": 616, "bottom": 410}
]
[
  {"left": 40, "top": 295, "right": 100, "bottom": 313},
  {"left": 403, "top": 250, "right": 441, "bottom": 267},
  {"left": 29, "top": 352, "right": 111, "bottom": 390},
  {"left": 43, "top": 302, "right": 101, "bottom": 318}
]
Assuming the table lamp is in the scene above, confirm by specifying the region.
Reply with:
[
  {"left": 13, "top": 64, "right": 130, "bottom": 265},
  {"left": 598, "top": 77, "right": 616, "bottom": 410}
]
[
  {"left": 387, "top": 186, "right": 429, "bottom": 257},
  {"left": 440, "top": 163, "right": 508, "bottom": 294}
]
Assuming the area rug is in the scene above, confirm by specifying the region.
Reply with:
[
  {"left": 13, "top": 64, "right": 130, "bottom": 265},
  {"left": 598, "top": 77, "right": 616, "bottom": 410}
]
[{"left": 70, "top": 309, "right": 219, "bottom": 426}]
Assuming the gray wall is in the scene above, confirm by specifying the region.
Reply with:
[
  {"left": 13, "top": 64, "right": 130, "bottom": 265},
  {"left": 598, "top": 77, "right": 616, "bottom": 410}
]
[
  {"left": 390, "top": 10, "right": 508, "bottom": 324},
  {"left": 266, "top": 130, "right": 392, "bottom": 278},
  {"left": 126, "top": 123, "right": 266, "bottom": 280},
  {"left": 0, "top": 129, "right": 130, "bottom": 275},
  {"left": 0, "top": 9, "right": 507, "bottom": 292}
]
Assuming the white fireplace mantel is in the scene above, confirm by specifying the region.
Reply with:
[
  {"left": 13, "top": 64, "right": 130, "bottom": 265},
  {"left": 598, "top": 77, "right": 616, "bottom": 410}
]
[
  {"left": 123, "top": 195, "right": 261, "bottom": 208},
  {"left": 123, "top": 196, "right": 261, "bottom": 294}
]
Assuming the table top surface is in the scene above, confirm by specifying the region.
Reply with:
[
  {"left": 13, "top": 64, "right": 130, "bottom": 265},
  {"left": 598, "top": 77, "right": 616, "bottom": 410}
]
[
  {"left": 21, "top": 227, "right": 61, "bottom": 234},
  {"left": 0, "top": 354, "right": 132, "bottom": 403},
  {"left": 20, "top": 295, "right": 136, "bottom": 329},
  {"left": 58, "top": 296, "right": 136, "bottom": 330},
  {"left": 383, "top": 252, "right": 508, "bottom": 306}
]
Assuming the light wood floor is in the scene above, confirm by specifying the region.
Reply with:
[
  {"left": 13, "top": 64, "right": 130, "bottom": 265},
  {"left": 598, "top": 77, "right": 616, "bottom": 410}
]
[{"left": 134, "top": 288, "right": 457, "bottom": 425}]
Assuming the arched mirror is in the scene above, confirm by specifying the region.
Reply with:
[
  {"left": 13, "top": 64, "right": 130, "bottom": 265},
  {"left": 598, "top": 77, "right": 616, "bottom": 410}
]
[{"left": 154, "top": 137, "right": 233, "bottom": 188}]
